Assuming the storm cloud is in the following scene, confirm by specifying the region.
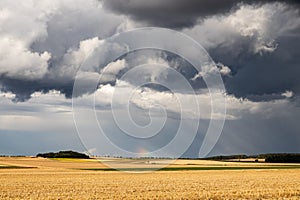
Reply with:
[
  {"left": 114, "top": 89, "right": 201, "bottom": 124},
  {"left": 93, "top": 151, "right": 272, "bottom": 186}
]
[
  {"left": 183, "top": 2, "right": 300, "bottom": 101},
  {"left": 0, "top": 0, "right": 131, "bottom": 101},
  {"left": 0, "top": 0, "right": 300, "bottom": 156},
  {"left": 102, "top": 0, "right": 300, "bottom": 28},
  {"left": 0, "top": 0, "right": 299, "bottom": 102}
]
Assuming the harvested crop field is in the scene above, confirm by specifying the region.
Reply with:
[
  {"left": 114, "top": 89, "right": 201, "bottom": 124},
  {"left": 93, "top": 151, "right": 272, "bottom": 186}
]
[{"left": 0, "top": 157, "right": 299, "bottom": 199}]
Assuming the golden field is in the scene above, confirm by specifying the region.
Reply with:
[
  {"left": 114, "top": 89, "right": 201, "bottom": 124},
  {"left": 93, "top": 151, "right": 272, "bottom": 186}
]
[{"left": 0, "top": 157, "right": 299, "bottom": 199}]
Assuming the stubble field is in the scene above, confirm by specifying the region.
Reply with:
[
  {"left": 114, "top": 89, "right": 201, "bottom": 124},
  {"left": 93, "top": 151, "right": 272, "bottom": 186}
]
[{"left": 0, "top": 157, "right": 299, "bottom": 199}]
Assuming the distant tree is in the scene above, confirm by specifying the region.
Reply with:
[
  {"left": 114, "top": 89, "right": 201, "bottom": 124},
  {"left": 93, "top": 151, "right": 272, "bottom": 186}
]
[
  {"left": 264, "top": 153, "right": 300, "bottom": 163},
  {"left": 205, "top": 154, "right": 248, "bottom": 160},
  {"left": 37, "top": 150, "right": 90, "bottom": 159},
  {"left": 204, "top": 153, "right": 300, "bottom": 163}
]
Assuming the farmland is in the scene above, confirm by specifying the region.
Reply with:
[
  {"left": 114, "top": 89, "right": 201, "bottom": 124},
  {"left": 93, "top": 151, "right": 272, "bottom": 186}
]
[{"left": 0, "top": 157, "right": 300, "bottom": 199}]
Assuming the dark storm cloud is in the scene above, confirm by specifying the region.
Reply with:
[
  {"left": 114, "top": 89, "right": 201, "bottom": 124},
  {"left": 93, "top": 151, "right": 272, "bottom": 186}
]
[
  {"left": 1, "top": 0, "right": 300, "bottom": 158},
  {"left": 1, "top": 0, "right": 299, "bottom": 103},
  {"left": 210, "top": 34, "right": 300, "bottom": 101},
  {"left": 0, "top": 76, "right": 74, "bottom": 102},
  {"left": 102, "top": 0, "right": 300, "bottom": 28},
  {"left": 178, "top": 2, "right": 300, "bottom": 101},
  {"left": 0, "top": 0, "right": 128, "bottom": 102}
]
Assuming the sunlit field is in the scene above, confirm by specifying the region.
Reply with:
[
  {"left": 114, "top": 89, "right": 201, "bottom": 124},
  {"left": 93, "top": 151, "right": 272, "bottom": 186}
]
[{"left": 0, "top": 157, "right": 299, "bottom": 199}]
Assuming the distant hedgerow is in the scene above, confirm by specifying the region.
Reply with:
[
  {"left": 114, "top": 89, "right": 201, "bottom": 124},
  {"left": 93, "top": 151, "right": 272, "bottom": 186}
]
[{"left": 37, "top": 150, "right": 90, "bottom": 159}]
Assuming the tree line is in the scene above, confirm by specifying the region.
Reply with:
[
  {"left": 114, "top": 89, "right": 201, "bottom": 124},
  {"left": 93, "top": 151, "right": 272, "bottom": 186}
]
[
  {"left": 204, "top": 153, "right": 300, "bottom": 163},
  {"left": 36, "top": 150, "right": 90, "bottom": 159}
]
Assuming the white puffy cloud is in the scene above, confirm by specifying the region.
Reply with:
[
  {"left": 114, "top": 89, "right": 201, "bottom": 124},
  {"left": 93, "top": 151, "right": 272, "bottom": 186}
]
[
  {"left": 0, "top": 38, "right": 50, "bottom": 80},
  {"left": 0, "top": 91, "right": 15, "bottom": 100},
  {"left": 84, "top": 82, "right": 295, "bottom": 120},
  {"left": 217, "top": 63, "right": 231, "bottom": 76},
  {"left": 281, "top": 90, "right": 294, "bottom": 98},
  {"left": 184, "top": 3, "right": 300, "bottom": 54},
  {"left": 102, "top": 60, "right": 127, "bottom": 75},
  {"left": 0, "top": 0, "right": 135, "bottom": 83},
  {"left": 50, "top": 37, "right": 104, "bottom": 80},
  {"left": 100, "top": 59, "right": 127, "bottom": 82},
  {"left": 0, "top": 0, "right": 53, "bottom": 80}
]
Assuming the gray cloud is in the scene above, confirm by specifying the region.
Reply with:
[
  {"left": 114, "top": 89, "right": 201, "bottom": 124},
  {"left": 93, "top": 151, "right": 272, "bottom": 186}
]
[
  {"left": 0, "top": 0, "right": 299, "bottom": 157},
  {"left": 182, "top": 2, "right": 300, "bottom": 101},
  {"left": 102, "top": 0, "right": 300, "bottom": 28},
  {"left": 224, "top": 36, "right": 300, "bottom": 101},
  {"left": 0, "top": 0, "right": 130, "bottom": 101},
  {"left": 0, "top": 0, "right": 299, "bottom": 104}
]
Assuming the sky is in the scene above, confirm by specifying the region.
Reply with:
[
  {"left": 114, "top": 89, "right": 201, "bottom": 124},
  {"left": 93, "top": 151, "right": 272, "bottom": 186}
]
[{"left": 0, "top": 0, "right": 300, "bottom": 157}]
